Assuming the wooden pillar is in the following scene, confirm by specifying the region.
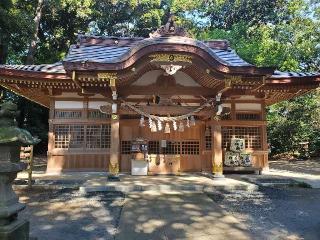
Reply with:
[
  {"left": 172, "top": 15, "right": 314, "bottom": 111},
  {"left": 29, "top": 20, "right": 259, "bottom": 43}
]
[
  {"left": 212, "top": 124, "right": 224, "bottom": 177},
  {"left": 47, "top": 97, "right": 55, "bottom": 173},
  {"left": 261, "top": 101, "right": 269, "bottom": 171},
  {"left": 109, "top": 114, "right": 120, "bottom": 175}
]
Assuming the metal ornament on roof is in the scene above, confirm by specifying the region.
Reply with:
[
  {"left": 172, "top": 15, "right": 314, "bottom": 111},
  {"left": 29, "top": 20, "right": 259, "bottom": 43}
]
[
  {"left": 160, "top": 64, "right": 183, "bottom": 75},
  {"left": 149, "top": 15, "right": 190, "bottom": 38}
]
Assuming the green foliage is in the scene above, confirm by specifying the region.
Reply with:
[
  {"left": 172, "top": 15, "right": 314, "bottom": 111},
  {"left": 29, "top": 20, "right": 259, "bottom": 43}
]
[
  {"left": 199, "top": 0, "right": 320, "bottom": 156},
  {"left": 267, "top": 92, "right": 320, "bottom": 155},
  {"left": 0, "top": 0, "right": 34, "bottom": 64},
  {"left": 201, "top": 0, "right": 292, "bottom": 29}
]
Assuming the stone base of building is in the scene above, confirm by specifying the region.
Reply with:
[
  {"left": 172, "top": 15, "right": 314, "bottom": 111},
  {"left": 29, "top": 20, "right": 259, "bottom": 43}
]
[{"left": 0, "top": 219, "right": 29, "bottom": 240}]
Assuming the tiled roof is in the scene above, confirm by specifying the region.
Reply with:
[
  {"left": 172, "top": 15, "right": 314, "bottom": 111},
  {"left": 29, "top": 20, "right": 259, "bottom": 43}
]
[
  {"left": 63, "top": 36, "right": 252, "bottom": 67},
  {"left": 211, "top": 49, "right": 251, "bottom": 67},
  {"left": 0, "top": 35, "right": 318, "bottom": 79},
  {"left": 64, "top": 45, "right": 131, "bottom": 63},
  {"left": 0, "top": 62, "right": 65, "bottom": 74},
  {"left": 272, "top": 70, "right": 320, "bottom": 78}
]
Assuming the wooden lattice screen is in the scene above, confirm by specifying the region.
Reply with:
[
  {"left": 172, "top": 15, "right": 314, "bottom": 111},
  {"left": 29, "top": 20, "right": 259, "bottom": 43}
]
[
  {"left": 88, "top": 110, "right": 111, "bottom": 119},
  {"left": 148, "top": 141, "right": 160, "bottom": 154},
  {"left": 55, "top": 110, "right": 82, "bottom": 119},
  {"left": 163, "top": 141, "right": 181, "bottom": 154},
  {"left": 205, "top": 127, "right": 212, "bottom": 150},
  {"left": 222, "top": 126, "right": 233, "bottom": 149},
  {"left": 222, "top": 126, "right": 262, "bottom": 149},
  {"left": 54, "top": 124, "right": 111, "bottom": 149},
  {"left": 235, "top": 127, "right": 261, "bottom": 149},
  {"left": 182, "top": 141, "right": 200, "bottom": 155},
  {"left": 121, "top": 141, "right": 131, "bottom": 154},
  {"left": 236, "top": 113, "right": 261, "bottom": 120}
]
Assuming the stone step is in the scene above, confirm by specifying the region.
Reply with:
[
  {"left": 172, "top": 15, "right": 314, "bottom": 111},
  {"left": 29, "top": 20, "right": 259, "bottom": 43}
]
[{"left": 79, "top": 181, "right": 258, "bottom": 194}]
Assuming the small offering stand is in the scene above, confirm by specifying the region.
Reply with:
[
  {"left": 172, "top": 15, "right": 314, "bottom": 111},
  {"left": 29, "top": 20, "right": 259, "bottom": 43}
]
[{"left": 131, "top": 138, "right": 148, "bottom": 175}]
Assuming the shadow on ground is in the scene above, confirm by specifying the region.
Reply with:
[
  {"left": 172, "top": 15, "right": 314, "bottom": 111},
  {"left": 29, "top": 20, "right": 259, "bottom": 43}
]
[
  {"left": 17, "top": 188, "right": 125, "bottom": 240},
  {"left": 208, "top": 187, "right": 320, "bottom": 240},
  {"left": 116, "top": 192, "right": 251, "bottom": 240}
]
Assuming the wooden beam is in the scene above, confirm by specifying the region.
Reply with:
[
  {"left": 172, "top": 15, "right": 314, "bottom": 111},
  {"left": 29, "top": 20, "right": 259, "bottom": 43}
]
[{"left": 119, "top": 85, "right": 216, "bottom": 97}]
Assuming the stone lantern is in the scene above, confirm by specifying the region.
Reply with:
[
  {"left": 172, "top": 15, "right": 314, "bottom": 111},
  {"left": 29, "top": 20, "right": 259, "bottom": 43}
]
[{"left": 0, "top": 101, "right": 40, "bottom": 240}]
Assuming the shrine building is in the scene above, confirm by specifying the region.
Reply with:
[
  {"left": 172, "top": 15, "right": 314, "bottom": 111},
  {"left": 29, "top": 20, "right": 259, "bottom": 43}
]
[{"left": 0, "top": 18, "right": 319, "bottom": 175}]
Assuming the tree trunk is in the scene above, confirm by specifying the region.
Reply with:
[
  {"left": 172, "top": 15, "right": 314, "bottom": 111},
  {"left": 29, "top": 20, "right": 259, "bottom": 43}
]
[
  {"left": 0, "top": 43, "right": 8, "bottom": 64},
  {"left": 25, "top": 0, "right": 44, "bottom": 65}
]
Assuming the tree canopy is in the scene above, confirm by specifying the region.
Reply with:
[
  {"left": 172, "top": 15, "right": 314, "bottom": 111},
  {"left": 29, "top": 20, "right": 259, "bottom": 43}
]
[{"left": 0, "top": 0, "right": 319, "bottom": 156}]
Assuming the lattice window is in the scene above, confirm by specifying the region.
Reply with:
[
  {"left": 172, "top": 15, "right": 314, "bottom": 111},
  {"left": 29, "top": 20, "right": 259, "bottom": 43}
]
[
  {"left": 163, "top": 141, "right": 181, "bottom": 154},
  {"left": 181, "top": 141, "right": 200, "bottom": 155},
  {"left": 236, "top": 113, "right": 261, "bottom": 120},
  {"left": 88, "top": 110, "right": 111, "bottom": 119},
  {"left": 222, "top": 126, "right": 233, "bottom": 149},
  {"left": 205, "top": 127, "right": 212, "bottom": 150},
  {"left": 54, "top": 125, "right": 84, "bottom": 149},
  {"left": 55, "top": 110, "right": 82, "bottom": 119},
  {"left": 54, "top": 124, "right": 110, "bottom": 149},
  {"left": 148, "top": 141, "right": 160, "bottom": 154},
  {"left": 121, "top": 141, "right": 131, "bottom": 154},
  {"left": 235, "top": 127, "right": 261, "bottom": 149},
  {"left": 86, "top": 125, "right": 111, "bottom": 149}
]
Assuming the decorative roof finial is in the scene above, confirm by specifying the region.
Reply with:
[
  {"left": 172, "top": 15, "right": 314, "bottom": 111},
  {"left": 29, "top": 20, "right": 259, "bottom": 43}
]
[{"left": 149, "top": 14, "right": 190, "bottom": 38}]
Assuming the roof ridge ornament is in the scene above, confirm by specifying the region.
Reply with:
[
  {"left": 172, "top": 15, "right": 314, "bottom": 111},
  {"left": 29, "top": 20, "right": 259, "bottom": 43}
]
[{"left": 149, "top": 14, "right": 190, "bottom": 38}]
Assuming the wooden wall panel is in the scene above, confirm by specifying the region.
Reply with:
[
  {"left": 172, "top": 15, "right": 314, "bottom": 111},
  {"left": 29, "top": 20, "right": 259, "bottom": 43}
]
[
  {"left": 148, "top": 154, "right": 180, "bottom": 174},
  {"left": 201, "top": 152, "right": 212, "bottom": 172},
  {"left": 251, "top": 153, "right": 268, "bottom": 169},
  {"left": 47, "top": 154, "right": 110, "bottom": 173},
  {"left": 180, "top": 155, "right": 201, "bottom": 172},
  {"left": 120, "top": 155, "right": 131, "bottom": 172}
]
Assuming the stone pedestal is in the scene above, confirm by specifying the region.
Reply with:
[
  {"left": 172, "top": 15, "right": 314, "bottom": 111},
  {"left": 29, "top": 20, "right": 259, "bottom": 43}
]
[
  {"left": 0, "top": 101, "right": 40, "bottom": 240},
  {"left": 0, "top": 146, "right": 29, "bottom": 240},
  {"left": 0, "top": 219, "right": 29, "bottom": 240}
]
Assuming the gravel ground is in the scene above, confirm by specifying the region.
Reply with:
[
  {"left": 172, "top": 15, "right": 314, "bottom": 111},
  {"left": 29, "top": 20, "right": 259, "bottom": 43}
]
[
  {"left": 208, "top": 186, "right": 320, "bottom": 240},
  {"left": 16, "top": 188, "right": 125, "bottom": 240}
]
